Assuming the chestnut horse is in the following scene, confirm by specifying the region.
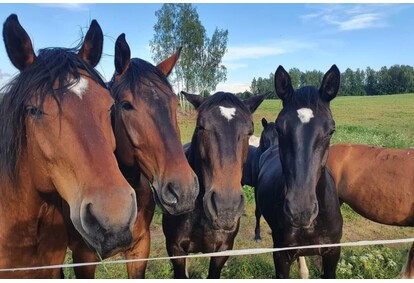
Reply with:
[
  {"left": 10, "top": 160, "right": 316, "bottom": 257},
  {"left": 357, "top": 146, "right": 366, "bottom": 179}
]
[
  {"left": 241, "top": 117, "right": 278, "bottom": 242},
  {"left": 257, "top": 65, "right": 343, "bottom": 278},
  {"left": 327, "top": 143, "right": 414, "bottom": 278},
  {"left": 66, "top": 34, "right": 199, "bottom": 278},
  {"left": 0, "top": 15, "right": 137, "bottom": 278},
  {"left": 163, "top": 91, "right": 267, "bottom": 278}
]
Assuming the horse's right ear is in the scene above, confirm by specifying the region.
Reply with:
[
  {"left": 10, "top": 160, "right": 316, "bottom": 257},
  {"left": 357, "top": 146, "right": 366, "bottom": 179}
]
[
  {"left": 78, "top": 19, "right": 103, "bottom": 67},
  {"left": 243, "top": 92, "right": 269, "bottom": 114},
  {"left": 274, "top": 65, "right": 294, "bottom": 102},
  {"left": 181, "top": 91, "right": 204, "bottom": 109},
  {"left": 114, "top": 33, "right": 131, "bottom": 75},
  {"left": 157, "top": 46, "right": 182, "bottom": 77},
  {"left": 261, "top": 117, "right": 268, "bottom": 128},
  {"left": 3, "top": 14, "right": 36, "bottom": 70}
]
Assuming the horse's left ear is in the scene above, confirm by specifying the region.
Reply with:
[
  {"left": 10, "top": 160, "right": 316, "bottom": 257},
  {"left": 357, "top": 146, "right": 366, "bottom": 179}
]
[
  {"left": 78, "top": 19, "right": 103, "bottom": 67},
  {"left": 114, "top": 33, "right": 131, "bottom": 75},
  {"left": 3, "top": 14, "right": 36, "bottom": 70},
  {"left": 261, "top": 117, "right": 268, "bottom": 128},
  {"left": 182, "top": 91, "right": 204, "bottom": 109},
  {"left": 274, "top": 65, "right": 294, "bottom": 102},
  {"left": 243, "top": 92, "right": 269, "bottom": 114},
  {"left": 157, "top": 46, "right": 182, "bottom": 77},
  {"left": 320, "top": 64, "right": 340, "bottom": 102}
]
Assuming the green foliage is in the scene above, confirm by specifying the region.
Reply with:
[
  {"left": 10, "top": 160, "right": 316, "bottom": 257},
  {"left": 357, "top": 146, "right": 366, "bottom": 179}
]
[
  {"left": 336, "top": 246, "right": 407, "bottom": 279},
  {"left": 242, "top": 185, "right": 255, "bottom": 205},
  {"left": 150, "top": 4, "right": 228, "bottom": 93},
  {"left": 251, "top": 65, "right": 414, "bottom": 97}
]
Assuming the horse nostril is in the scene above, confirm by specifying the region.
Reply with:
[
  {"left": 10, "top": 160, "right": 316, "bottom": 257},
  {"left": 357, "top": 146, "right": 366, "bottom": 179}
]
[
  {"left": 162, "top": 182, "right": 179, "bottom": 205},
  {"left": 81, "top": 203, "right": 105, "bottom": 236},
  {"left": 211, "top": 191, "right": 218, "bottom": 216}
]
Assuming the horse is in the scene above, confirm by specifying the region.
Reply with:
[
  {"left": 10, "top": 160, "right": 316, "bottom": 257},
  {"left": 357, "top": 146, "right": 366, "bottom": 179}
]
[
  {"left": 66, "top": 34, "right": 199, "bottom": 278},
  {"left": 162, "top": 91, "right": 267, "bottom": 278},
  {"left": 0, "top": 15, "right": 137, "bottom": 278},
  {"left": 327, "top": 143, "right": 414, "bottom": 278},
  {"left": 241, "top": 117, "right": 278, "bottom": 242},
  {"left": 256, "top": 65, "right": 343, "bottom": 278}
]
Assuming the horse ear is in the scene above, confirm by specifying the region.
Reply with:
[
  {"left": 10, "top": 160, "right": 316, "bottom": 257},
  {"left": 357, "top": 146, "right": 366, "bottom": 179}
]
[
  {"left": 243, "top": 92, "right": 269, "bottom": 114},
  {"left": 3, "top": 14, "right": 36, "bottom": 70},
  {"left": 320, "top": 64, "right": 340, "bottom": 102},
  {"left": 157, "top": 46, "right": 182, "bottom": 77},
  {"left": 181, "top": 91, "right": 204, "bottom": 109},
  {"left": 78, "top": 19, "right": 103, "bottom": 67},
  {"left": 261, "top": 117, "right": 268, "bottom": 128},
  {"left": 114, "top": 33, "right": 131, "bottom": 75},
  {"left": 274, "top": 65, "right": 294, "bottom": 102}
]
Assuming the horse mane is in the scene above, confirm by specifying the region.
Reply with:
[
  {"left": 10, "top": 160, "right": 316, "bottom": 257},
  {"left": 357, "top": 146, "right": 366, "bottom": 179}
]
[
  {"left": 0, "top": 47, "right": 106, "bottom": 182},
  {"left": 109, "top": 58, "right": 172, "bottom": 102},
  {"left": 288, "top": 85, "right": 331, "bottom": 114},
  {"left": 198, "top": 92, "right": 250, "bottom": 114}
]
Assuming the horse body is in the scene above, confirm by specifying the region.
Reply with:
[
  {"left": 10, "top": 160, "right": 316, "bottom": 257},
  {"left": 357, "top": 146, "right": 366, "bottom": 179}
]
[
  {"left": 163, "top": 91, "right": 267, "bottom": 278},
  {"left": 68, "top": 34, "right": 199, "bottom": 278},
  {"left": 327, "top": 143, "right": 414, "bottom": 278},
  {"left": 328, "top": 143, "right": 414, "bottom": 225},
  {"left": 0, "top": 15, "right": 137, "bottom": 278},
  {"left": 257, "top": 65, "right": 343, "bottom": 278},
  {"left": 241, "top": 118, "right": 278, "bottom": 242}
]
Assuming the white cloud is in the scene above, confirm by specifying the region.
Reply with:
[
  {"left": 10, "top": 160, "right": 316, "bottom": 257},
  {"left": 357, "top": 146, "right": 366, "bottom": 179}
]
[
  {"left": 223, "top": 40, "right": 314, "bottom": 62},
  {"left": 0, "top": 69, "right": 11, "bottom": 80},
  {"left": 36, "top": 3, "right": 90, "bottom": 12},
  {"left": 301, "top": 4, "right": 400, "bottom": 31},
  {"left": 214, "top": 82, "right": 250, "bottom": 94}
]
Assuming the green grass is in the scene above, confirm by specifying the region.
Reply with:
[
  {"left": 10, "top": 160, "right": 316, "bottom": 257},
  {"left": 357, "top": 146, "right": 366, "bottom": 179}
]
[{"left": 63, "top": 94, "right": 414, "bottom": 278}]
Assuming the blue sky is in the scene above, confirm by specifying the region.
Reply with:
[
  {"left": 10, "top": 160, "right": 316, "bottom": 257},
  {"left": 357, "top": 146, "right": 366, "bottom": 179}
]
[{"left": 0, "top": 3, "right": 414, "bottom": 93}]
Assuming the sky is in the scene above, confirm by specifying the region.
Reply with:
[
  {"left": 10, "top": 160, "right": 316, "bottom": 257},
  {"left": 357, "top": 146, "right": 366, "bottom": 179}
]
[{"left": 0, "top": 3, "right": 414, "bottom": 93}]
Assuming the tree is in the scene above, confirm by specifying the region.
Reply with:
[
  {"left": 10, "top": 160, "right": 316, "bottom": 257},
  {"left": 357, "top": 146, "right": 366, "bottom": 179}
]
[
  {"left": 150, "top": 4, "right": 228, "bottom": 94},
  {"left": 288, "top": 68, "right": 302, "bottom": 89}
]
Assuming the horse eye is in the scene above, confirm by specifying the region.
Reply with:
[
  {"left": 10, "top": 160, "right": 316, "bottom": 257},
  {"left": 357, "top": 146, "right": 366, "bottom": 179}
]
[
  {"left": 25, "top": 106, "right": 44, "bottom": 117},
  {"left": 329, "top": 128, "right": 336, "bottom": 136},
  {"left": 121, "top": 101, "right": 134, "bottom": 111},
  {"left": 109, "top": 103, "right": 115, "bottom": 113}
]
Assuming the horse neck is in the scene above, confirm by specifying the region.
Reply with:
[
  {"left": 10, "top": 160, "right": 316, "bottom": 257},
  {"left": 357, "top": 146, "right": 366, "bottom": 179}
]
[
  {"left": 0, "top": 162, "right": 65, "bottom": 257},
  {"left": 117, "top": 160, "right": 142, "bottom": 189}
]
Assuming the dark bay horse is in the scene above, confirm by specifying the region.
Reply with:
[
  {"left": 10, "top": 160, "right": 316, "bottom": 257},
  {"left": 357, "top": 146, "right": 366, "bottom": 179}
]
[
  {"left": 327, "top": 143, "right": 414, "bottom": 278},
  {"left": 67, "top": 34, "right": 199, "bottom": 278},
  {"left": 241, "top": 117, "right": 278, "bottom": 242},
  {"left": 0, "top": 15, "right": 137, "bottom": 278},
  {"left": 163, "top": 91, "right": 267, "bottom": 278},
  {"left": 257, "top": 65, "right": 343, "bottom": 278}
]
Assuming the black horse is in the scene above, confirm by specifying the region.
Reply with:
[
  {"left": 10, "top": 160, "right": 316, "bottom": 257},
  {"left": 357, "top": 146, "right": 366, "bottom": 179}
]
[
  {"left": 257, "top": 65, "right": 343, "bottom": 278},
  {"left": 241, "top": 117, "right": 278, "bottom": 242},
  {"left": 162, "top": 91, "right": 267, "bottom": 278}
]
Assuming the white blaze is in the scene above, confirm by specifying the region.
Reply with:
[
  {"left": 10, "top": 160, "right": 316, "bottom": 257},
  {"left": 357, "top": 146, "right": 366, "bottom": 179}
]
[
  {"left": 68, "top": 77, "right": 89, "bottom": 99},
  {"left": 219, "top": 106, "right": 236, "bottom": 121},
  {"left": 297, "top": 108, "right": 314, "bottom": 124}
]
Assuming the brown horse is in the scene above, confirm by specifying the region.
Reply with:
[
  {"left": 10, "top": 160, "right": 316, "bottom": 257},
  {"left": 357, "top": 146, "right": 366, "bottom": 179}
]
[
  {"left": 66, "top": 34, "right": 199, "bottom": 278},
  {"left": 327, "top": 143, "right": 414, "bottom": 278},
  {"left": 163, "top": 91, "right": 267, "bottom": 278},
  {"left": 0, "top": 15, "right": 137, "bottom": 278}
]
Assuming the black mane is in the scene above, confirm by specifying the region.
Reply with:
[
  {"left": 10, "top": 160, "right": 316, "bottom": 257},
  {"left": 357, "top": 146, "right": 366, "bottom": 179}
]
[
  {"left": 0, "top": 47, "right": 106, "bottom": 181},
  {"left": 109, "top": 58, "right": 172, "bottom": 102},
  {"left": 286, "top": 85, "right": 331, "bottom": 113},
  {"left": 198, "top": 91, "right": 250, "bottom": 114}
]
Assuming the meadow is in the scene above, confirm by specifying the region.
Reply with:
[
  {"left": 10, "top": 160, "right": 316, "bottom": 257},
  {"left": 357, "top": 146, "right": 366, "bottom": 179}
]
[{"left": 64, "top": 94, "right": 414, "bottom": 279}]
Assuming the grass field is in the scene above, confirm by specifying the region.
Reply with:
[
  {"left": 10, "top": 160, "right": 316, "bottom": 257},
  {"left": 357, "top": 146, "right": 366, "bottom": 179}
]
[{"left": 63, "top": 94, "right": 414, "bottom": 279}]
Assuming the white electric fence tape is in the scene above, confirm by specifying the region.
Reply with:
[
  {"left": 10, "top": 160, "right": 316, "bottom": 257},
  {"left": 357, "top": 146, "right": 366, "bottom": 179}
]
[{"left": 0, "top": 237, "right": 413, "bottom": 272}]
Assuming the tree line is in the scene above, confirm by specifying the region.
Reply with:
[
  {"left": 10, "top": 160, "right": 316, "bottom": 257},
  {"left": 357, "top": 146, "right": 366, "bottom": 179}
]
[{"left": 238, "top": 65, "right": 414, "bottom": 99}]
